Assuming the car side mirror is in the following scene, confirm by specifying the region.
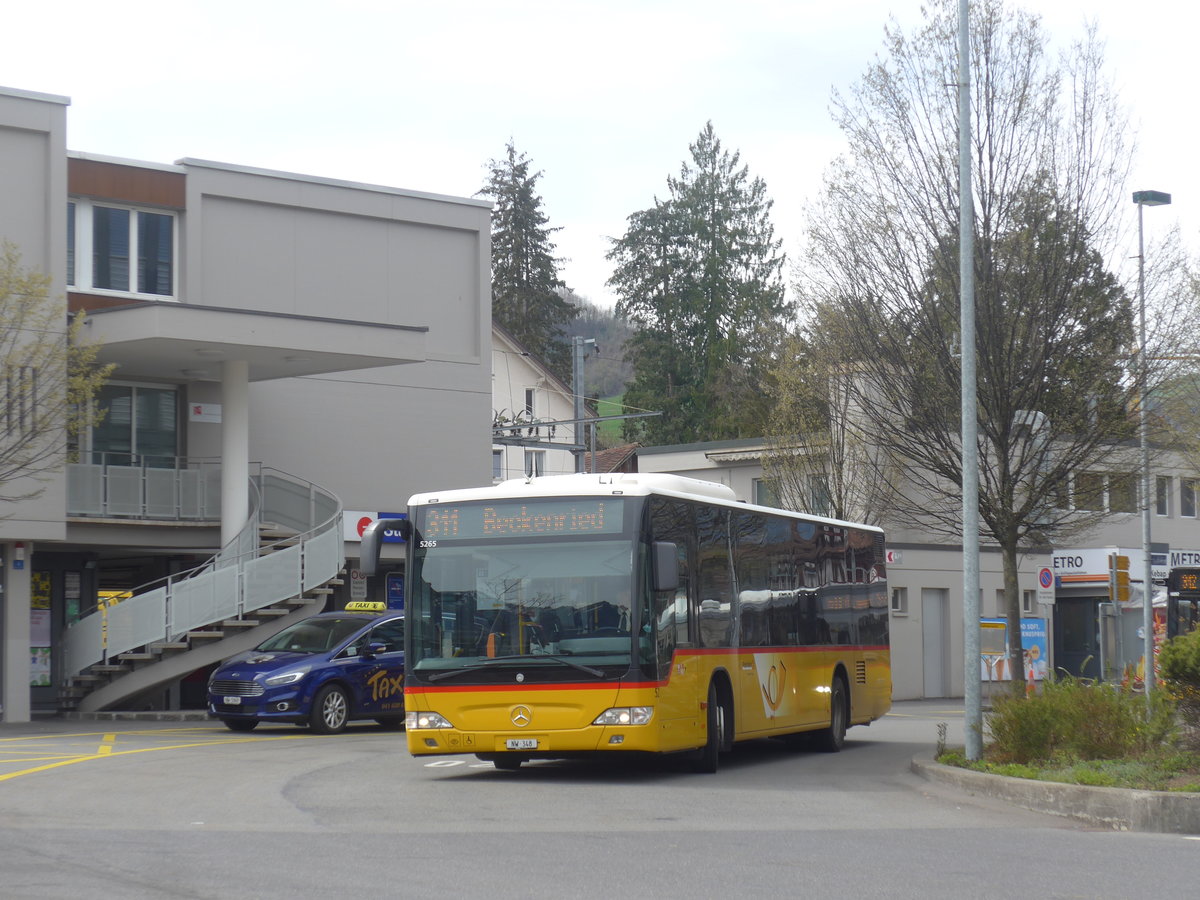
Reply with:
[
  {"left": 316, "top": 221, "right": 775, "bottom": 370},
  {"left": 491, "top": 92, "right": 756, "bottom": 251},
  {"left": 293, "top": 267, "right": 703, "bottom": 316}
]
[{"left": 365, "top": 641, "right": 388, "bottom": 658}]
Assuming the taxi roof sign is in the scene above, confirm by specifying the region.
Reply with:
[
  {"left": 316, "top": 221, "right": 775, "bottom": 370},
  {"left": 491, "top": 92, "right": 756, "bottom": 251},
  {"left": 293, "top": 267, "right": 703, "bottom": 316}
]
[{"left": 343, "top": 600, "right": 387, "bottom": 613}]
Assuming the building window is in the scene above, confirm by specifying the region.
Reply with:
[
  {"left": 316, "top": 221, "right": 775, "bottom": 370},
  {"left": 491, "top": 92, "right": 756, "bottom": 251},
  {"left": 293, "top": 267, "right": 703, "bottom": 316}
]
[
  {"left": 1184, "top": 479, "right": 1197, "bottom": 518},
  {"left": 1073, "top": 472, "right": 1105, "bottom": 511},
  {"left": 1022, "top": 589, "right": 1035, "bottom": 615},
  {"left": 890, "top": 586, "right": 908, "bottom": 615},
  {"left": 5, "top": 365, "right": 38, "bottom": 436},
  {"left": 90, "top": 383, "right": 178, "bottom": 466},
  {"left": 807, "top": 476, "right": 832, "bottom": 517},
  {"left": 524, "top": 449, "right": 545, "bottom": 478},
  {"left": 1157, "top": 476, "right": 1171, "bottom": 517},
  {"left": 524, "top": 387, "right": 537, "bottom": 418},
  {"left": 752, "top": 478, "right": 780, "bottom": 508},
  {"left": 1107, "top": 473, "right": 1137, "bottom": 514},
  {"left": 492, "top": 449, "right": 503, "bottom": 480},
  {"left": 68, "top": 200, "right": 176, "bottom": 298}
]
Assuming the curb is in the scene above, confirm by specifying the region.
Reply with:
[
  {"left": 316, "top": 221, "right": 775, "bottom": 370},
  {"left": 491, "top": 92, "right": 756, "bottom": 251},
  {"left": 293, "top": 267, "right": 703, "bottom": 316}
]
[
  {"left": 911, "top": 756, "right": 1200, "bottom": 834},
  {"left": 60, "top": 710, "right": 213, "bottom": 722}
]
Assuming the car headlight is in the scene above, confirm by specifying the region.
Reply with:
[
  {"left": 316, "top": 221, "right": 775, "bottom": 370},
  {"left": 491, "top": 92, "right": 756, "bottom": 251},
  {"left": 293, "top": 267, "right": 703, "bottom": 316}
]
[
  {"left": 406, "top": 711, "right": 454, "bottom": 729},
  {"left": 264, "top": 666, "right": 310, "bottom": 686},
  {"left": 593, "top": 707, "right": 654, "bottom": 726}
]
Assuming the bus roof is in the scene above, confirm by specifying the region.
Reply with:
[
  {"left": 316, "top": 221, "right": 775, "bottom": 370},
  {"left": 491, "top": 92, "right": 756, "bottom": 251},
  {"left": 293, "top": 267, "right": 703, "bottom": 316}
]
[{"left": 406, "top": 473, "right": 883, "bottom": 535}]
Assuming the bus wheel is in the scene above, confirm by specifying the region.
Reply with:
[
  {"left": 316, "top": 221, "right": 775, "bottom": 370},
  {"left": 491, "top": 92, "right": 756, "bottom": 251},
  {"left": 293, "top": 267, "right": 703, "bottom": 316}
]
[
  {"left": 814, "top": 677, "right": 848, "bottom": 752},
  {"left": 693, "top": 681, "right": 726, "bottom": 773}
]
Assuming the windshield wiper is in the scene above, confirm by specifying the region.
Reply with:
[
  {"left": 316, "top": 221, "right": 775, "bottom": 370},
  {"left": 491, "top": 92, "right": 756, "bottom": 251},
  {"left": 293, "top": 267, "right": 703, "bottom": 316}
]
[{"left": 425, "top": 654, "right": 605, "bottom": 682}]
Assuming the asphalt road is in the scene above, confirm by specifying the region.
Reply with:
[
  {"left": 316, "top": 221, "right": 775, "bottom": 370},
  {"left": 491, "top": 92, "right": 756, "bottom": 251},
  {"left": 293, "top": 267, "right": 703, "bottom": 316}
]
[{"left": 0, "top": 701, "right": 1196, "bottom": 899}]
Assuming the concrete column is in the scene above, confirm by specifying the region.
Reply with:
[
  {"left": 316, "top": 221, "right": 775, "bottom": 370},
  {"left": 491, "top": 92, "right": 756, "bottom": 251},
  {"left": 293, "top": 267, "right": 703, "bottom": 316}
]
[
  {"left": 220, "top": 360, "right": 251, "bottom": 547},
  {"left": 1, "top": 541, "right": 33, "bottom": 723}
]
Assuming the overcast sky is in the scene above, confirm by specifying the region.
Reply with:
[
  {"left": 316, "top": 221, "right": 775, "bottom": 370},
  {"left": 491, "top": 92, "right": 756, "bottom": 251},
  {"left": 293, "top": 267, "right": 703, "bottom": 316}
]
[{"left": 4, "top": 0, "right": 1195, "bottom": 308}]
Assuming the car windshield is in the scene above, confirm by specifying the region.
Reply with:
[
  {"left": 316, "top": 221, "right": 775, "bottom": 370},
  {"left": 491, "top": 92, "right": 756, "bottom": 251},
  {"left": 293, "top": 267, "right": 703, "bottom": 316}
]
[
  {"left": 256, "top": 617, "right": 369, "bottom": 654},
  {"left": 409, "top": 538, "right": 635, "bottom": 677}
]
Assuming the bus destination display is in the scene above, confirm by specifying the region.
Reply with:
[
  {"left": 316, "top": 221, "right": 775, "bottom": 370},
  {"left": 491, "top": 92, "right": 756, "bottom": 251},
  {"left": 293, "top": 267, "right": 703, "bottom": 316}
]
[{"left": 420, "top": 499, "right": 623, "bottom": 541}]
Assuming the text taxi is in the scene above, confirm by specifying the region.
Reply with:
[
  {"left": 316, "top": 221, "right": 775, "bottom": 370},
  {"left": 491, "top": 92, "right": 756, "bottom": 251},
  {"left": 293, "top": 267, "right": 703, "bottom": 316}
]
[{"left": 207, "top": 601, "right": 405, "bottom": 734}]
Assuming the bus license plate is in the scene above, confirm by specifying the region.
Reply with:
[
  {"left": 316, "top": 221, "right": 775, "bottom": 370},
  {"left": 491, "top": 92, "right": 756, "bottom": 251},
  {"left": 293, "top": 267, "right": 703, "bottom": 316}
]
[
  {"left": 223, "top": 696, "right": 242, "bottom": 705},
  {"left": 506, "top": 738, "right": 537, "bottom": 750}
]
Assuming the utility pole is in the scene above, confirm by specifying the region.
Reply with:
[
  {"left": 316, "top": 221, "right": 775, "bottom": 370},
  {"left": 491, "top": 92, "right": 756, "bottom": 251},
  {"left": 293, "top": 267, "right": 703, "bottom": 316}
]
[
  {"left": 572, "top": 336, "right": 597, "bottom": 473},
  {"left": 958, "top": 0, "right": 982, "bottom": 761}
]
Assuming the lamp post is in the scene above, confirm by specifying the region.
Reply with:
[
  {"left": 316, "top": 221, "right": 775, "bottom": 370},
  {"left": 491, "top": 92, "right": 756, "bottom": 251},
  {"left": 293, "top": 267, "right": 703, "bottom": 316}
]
[{"left": 1133, "top": 189, "right": 1170, "bottom": 701}]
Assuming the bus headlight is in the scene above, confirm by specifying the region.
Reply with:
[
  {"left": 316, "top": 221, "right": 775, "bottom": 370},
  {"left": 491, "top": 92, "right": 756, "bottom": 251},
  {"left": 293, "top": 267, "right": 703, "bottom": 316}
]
[
  {"left": 407, "top": 711, "right": 455, "bottom": 730},
  {"left": 593, "top": 707, "right": 654, "bottom": 726}
]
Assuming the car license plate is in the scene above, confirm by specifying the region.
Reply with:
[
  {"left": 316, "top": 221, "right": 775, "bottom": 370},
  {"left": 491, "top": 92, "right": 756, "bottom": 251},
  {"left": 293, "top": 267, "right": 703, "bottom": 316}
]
[
  {"left": 223, "top": 696, "right": 242, "bottom": 705},
  {"left": 506, "top": 738, "right": 537, "bottom": 750}
]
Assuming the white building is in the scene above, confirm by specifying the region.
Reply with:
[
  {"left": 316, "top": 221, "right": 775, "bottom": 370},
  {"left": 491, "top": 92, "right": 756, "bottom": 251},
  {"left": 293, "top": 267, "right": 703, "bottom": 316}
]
[
  {"left": 491, "top": 323, "right": 581, "bottom": 481},
  {"left": 0, "top": 86, "right": 493, "bottom": 720}
]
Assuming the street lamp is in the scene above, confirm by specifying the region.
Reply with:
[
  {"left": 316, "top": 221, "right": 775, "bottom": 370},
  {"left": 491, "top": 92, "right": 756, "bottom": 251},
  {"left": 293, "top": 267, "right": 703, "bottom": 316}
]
[{"left": 1133, "top": 188, "right": 1171, "bottom": 700}]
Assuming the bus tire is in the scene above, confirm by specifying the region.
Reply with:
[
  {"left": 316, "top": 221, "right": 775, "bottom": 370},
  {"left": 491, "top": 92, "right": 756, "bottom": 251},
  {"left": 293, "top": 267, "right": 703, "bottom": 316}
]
[
  {"left": 814, "top": 676, "right": 848, "bottom": 753},
  {"left": 693, "top": 681, "right": 726, "bottom": 773}
]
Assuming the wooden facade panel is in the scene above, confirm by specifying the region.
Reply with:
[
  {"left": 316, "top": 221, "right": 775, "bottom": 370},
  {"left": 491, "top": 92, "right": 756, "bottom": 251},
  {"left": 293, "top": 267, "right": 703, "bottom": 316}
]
[
  {"left": 69, "top": 158, "right": 184, "bottom": 208},
  {"left": 68, "top": 292, "right": 149, "bottom": 313}
]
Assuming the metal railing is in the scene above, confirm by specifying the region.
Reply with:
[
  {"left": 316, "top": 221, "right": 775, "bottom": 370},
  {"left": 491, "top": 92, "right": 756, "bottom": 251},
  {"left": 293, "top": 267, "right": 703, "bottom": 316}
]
[
  {"left": 67, "top": 454, "right": 224, "bottom": 520},
  {"left": 63, "top": 466, "right": 344, "bottom": 678}
]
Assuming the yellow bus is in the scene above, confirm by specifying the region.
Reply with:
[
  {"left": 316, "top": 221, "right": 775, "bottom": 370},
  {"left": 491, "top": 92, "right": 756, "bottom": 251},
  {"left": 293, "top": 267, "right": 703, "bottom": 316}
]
[{"left": 362, "top": 473, "right": 890, "bottom": 772}]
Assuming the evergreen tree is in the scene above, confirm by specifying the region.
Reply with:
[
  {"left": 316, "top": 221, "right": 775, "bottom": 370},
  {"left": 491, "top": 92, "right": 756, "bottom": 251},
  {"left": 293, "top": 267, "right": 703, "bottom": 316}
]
[
  {"left": 479, "top": 142, "right": 577, "bottom": 376},
  {"left": 607, "top": 123, "right": 790, "bottom": 445}
]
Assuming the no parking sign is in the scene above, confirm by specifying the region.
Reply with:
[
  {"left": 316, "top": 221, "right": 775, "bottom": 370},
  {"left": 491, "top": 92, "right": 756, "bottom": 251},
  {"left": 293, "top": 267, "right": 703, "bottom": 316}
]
[{"left": 1036, "top": 565, "right": 1055, "bottom": 606}]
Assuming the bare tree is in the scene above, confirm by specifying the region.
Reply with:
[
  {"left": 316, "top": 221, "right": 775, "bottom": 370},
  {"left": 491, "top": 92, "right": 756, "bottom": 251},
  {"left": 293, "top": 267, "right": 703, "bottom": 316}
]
[
  {"left": 787, "top": 0, "right": 1193, "bottom": 681},
  {"left": 763, "top": 331, "right": 897, "bottom": 527},
  {"left": 0, "top": 242, "right": 112, "bottom": 504}
]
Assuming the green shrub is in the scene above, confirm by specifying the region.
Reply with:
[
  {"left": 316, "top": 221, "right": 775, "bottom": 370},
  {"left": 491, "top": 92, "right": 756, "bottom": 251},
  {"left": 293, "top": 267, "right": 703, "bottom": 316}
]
[
  {"left": 1159, "top": 629, "right": 1200, "bottom": 749},
  {"left": 1159, "top": 628, "right": 1200, "bottom": 687},
  {"left": 985, "top": 676, "right": 1174, "bottom": 764}
]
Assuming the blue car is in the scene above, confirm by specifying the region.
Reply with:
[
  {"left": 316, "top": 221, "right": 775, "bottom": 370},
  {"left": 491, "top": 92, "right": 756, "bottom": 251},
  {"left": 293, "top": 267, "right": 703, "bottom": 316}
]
[{"left": 207, "top": 602, "right": 405, "bottom": 734}]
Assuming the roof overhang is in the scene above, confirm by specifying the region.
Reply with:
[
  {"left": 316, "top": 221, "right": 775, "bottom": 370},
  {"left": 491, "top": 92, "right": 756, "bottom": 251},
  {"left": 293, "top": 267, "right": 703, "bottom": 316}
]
[
  {"left": 705, "top": 448, "right": 766, "bottom": 463},
  {"left": 81, "top": 301, "right": 427, "bottom": 381}
]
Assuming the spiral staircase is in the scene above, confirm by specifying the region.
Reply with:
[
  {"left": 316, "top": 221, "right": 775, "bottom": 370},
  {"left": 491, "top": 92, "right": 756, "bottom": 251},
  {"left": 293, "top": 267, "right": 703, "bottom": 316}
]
[{"left": 59, "top": 467, "right": 346, "bottom": 714}]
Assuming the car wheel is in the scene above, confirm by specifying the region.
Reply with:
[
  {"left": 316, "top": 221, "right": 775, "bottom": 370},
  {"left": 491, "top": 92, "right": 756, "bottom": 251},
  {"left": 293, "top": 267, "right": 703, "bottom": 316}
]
[
  {"left": 221, "top": 718, "right": 258, "bottom": 733},
  {"left": 310, "top": 684, "right": 350, "bottom": 734}
]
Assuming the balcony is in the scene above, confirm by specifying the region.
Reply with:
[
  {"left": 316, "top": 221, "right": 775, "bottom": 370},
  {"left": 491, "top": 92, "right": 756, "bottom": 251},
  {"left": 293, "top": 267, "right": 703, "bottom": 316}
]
[{"left": 67, "top": 455, "right": 223, "bottom": 521}]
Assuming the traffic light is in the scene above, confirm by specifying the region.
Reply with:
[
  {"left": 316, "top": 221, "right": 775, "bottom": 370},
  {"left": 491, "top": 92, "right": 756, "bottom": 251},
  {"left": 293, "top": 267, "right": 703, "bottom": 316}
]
[{"left": 1108, "top": 554, "right": 1130, "bottom": 604}]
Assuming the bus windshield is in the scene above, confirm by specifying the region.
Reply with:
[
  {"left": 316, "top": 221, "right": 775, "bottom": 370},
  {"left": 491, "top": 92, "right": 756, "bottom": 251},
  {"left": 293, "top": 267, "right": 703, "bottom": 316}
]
[{"left": 408, "top": 531, "right": 636, "bottom": 681}]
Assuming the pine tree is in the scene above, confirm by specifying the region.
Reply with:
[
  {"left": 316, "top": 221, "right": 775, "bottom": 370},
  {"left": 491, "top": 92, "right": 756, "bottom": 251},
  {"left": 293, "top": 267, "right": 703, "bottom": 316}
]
[
  {"left": 607, "top": 122, "right": 790, "bottom": 445},
  {"left": 479, "top": 142, "right": 577, "bottom": 376}
]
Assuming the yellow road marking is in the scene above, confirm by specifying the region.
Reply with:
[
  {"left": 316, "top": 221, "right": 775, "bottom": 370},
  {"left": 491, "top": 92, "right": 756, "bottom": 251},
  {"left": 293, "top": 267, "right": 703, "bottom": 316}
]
[
  {"left": 96, "top": 733, "right": 116, "bottom": 755},
  {"left": 0, "top": 730, "right": 326, "bottom": 784}
]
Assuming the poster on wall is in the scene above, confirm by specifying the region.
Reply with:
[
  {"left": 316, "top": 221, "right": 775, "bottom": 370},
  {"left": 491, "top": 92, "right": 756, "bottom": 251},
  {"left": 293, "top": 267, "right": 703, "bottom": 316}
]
[
  {"left": 30, "top": 572, "right": 53, "bottom": 687},
  {"left": 980, "top": 617, "right": 1048, "bottom": 681},
  {"left": 30, "top": 647, "right": 51, "bottom": 686}
]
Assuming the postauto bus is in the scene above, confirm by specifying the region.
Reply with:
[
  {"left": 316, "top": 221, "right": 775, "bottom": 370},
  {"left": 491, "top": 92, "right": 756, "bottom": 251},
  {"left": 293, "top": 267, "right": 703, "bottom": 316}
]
[{"left": 361, "top": 473, "right": 891, "bottom": 772}]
